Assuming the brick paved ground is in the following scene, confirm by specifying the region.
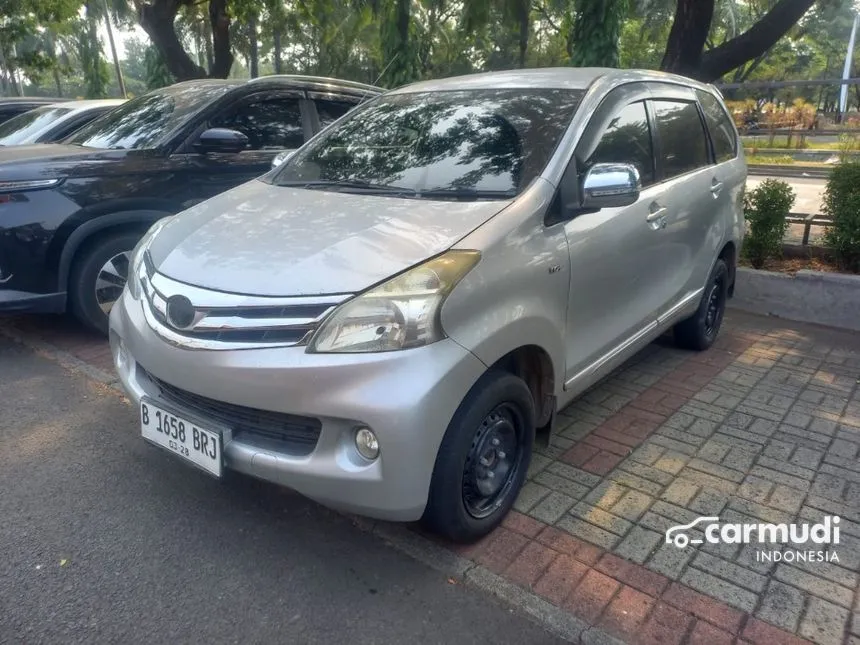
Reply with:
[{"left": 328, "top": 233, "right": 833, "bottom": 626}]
[{"left": 2, "top": 309, "right": 859, "bottom": 645}]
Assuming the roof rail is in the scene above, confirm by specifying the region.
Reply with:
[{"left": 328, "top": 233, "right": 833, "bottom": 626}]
[{"left": 247, "top": 74, "right": 385, "bottom": 93}]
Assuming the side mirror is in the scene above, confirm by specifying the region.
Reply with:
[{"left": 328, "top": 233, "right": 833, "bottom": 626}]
[
  {"left": 581, "top": 163, "right": 641, "bottom": 210},
  {"left": 271, "top": 149, "right": 295, "bottom": 169},
  {"left": 193, "top": 128, "right": 249, "bottom": 154}
]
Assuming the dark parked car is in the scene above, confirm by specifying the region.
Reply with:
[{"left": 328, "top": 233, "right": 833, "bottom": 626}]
[
  {"left": 0, "top": 75, "right": 383, "bottom": 333},
  {"left": 0, "top": 97, "right": 68, "bottom": 125}
]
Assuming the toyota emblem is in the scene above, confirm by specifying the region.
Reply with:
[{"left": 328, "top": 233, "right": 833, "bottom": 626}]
[{"left": 165, "top": 295, "right": 196, "bottom": 329}]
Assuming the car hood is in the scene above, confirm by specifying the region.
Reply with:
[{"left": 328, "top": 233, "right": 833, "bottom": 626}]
[
  {"left": 149, "top": 179, "right": 510, "bottom": 297},
  {"left": 0, "top": 143, "right": 122, "bottom": 180}
]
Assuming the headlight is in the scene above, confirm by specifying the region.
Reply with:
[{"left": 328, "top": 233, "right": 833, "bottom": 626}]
[
  {"left": 307, "top": 250, "right": 480, "bottom": 353},
  {"left": 0, "top": 178, "right": 62, "bottom": 193},
  {"left": 126, "top": 218, "right": 169, "bottom": 300}
]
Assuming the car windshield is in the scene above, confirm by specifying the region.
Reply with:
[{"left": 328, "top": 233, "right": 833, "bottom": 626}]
[
  {"left": 272, "top": 88, "right": 584, "bottom": 198},
  {"left": 66, "top": 84, "right": 234, "bottom": 150},
  {"left": 0, "top": 106, "right": 73, "bottom": 146}
]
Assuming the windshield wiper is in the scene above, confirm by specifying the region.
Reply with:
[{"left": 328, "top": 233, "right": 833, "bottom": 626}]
[
  {"left": 279, "top": 179, "right": 418, "bottom": 196},
  {"left": 414, "top": 188, "right": 516, "bottom": 201}
]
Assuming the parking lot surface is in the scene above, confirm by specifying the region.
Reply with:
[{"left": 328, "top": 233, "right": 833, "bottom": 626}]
[{"left": 2, "top": 309, "right": 859, "bottom": 645}]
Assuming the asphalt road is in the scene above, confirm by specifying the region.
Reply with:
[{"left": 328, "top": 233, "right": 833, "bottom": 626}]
[{"left": 0, "top": 338, "right": 563, "bottom": 645}]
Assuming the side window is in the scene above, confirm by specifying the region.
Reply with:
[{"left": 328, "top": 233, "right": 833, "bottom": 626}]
[
  {"left": 316, "top": 100, "right": 356, "bottom": 128},
  {"left": 586, "top": 101, "right": 655, "bottom": 187},
  {"left": 652, "top": 100, "right": 710, "bottom": 179},
  {"left": 211, "top": 97, "right": 304, "bottom": 150},
  {"left": 697, "top": 90, "right": 738, "bottom": 163}
]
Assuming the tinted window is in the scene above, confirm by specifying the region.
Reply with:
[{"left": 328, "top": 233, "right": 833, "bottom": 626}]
[
  {"left": 274, "top": 89, "right": 584, "bottom": 198},
  {"left": 0, "top": 106, "right": 73, "bottom": 146},
  {"left": 211, "top": 97, "right": 304, "bottom": 150},
  {"left": 68, "top": 83, "right": 234, "bottom": 150},
  {"left": 586, "top": 101, "right": 654, "bottom": 186},
  {"left": 316, "top": 100, "right": 356, "bottom": 128},
  {"left": 652, "top": 100, "right": 710, "bottom": 179},
  {"left": 697, "top": 91, "right": 738, "bottom": 163}
]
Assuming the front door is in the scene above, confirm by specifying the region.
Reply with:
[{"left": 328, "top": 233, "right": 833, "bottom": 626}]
[
  {"left": 562, "top": 95, "right": 671, "bottom": 384},
  {"left": 177, "top": 92, "right": 310, "bottom": 208}
]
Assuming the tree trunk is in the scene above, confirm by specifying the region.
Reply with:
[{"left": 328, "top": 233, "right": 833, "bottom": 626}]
[
  {"left": 248, "top": 11, "right": 259, "bottom": 78},
  {"left": 697, "top": 0, "right": 817, "bottom": 82},
  {"left": 53, "top": 67, "right": 63, "bottom": 96},
  {"left": 660, "top": 0, "right": 715, "bottom": 77},
  {"left": 515, "top": 0, "right": 529, "bottom": 68},
  {"left": 273, "top": 28, "right": 282, "bottom": 73},
  {"left": 203, "top": 16, "right": 214, "bottom": 73},
  {"left": 208, "top": 0, "right": 233, "bottom": 78},
  {"left": 139, "top": 0, "right": 207, "bottom": 80}
]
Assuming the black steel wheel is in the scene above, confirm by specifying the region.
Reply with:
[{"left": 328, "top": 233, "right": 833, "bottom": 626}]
[
  {"left": 423, "top": 370, "right": 535, "bottom": 543},
  {"left": 674, "top": 258, "right": 729, "bottom": 351}
]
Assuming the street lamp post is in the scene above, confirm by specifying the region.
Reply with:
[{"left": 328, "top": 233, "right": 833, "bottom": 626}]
[{"left": 839, "top": 11, "right": 860, "bottom": 120}]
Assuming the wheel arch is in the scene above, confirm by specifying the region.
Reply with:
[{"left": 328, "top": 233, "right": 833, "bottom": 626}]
[
  {"left": 718, "top": 240, "right": 737, "bottom": 297},
  {"left": 55, "top": 205, "right": 178, "bottom": 290}
]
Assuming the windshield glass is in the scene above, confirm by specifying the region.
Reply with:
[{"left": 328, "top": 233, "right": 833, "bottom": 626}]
[
  {"left": 66, "top": 84, "right": 234, "bottom": 150},
  {"left": 0, "top": 106, "right": 73, "bottom": 145},
  {"left": 273, "top": 88, "right": 584, "bottom": 197}
]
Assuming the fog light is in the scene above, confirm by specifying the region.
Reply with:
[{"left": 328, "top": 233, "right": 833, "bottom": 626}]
[{"left": 355, "top": 427, "right": 379, "bottom": 460}]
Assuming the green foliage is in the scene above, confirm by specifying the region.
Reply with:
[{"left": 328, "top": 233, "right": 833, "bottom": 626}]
[
  {"left": 144, "top": 44, "right": 173, "bottom": 89},
  {"left": 743, "top": 178, "right": 794, "bottom": 269},
  {"left": 75, "top": 13, "right": 110, "bottom": 98},
  {"left": 570, "top": 0, "right": 627, "bottom": 67},
  {"left": 823, "top": 163, "right": 860, "bottom": 273}
]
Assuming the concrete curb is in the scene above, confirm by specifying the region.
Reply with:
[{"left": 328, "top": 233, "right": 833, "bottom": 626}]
[
  {"left": 0, "top": 322, "right": 617, "bottom": 644},
  {"left": 730, "top": 267, "right": 860, "bottom": 332}
]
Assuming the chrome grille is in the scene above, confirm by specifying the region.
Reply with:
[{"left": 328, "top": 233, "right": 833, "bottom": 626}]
[
  {"left": 144, "top": 369, "right": 322, "bottom": 456},
  {"left": 139, "top": 260, "right": 351, "bottom": 350}
]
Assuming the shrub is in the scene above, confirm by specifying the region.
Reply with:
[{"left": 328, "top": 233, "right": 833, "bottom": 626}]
[
  {"left": 743, "top": 179, "right": 794, "bottom": 269},
  {"left": 823, "top": 163, "right": 860, "bottom": 273}
]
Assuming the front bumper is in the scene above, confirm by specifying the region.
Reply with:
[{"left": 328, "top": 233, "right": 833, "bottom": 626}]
[{"left": 109, "top": 289, "right": 487, "bottom": 521}]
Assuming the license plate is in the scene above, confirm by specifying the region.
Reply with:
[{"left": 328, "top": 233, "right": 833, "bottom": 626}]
[{"left": 141, "top": 399, "right": 222, "bottom": 477}]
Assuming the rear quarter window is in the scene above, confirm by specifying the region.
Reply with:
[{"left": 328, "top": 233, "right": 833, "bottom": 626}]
[{"left": 697, "top": 90, "right": 738, "bottom": 163}]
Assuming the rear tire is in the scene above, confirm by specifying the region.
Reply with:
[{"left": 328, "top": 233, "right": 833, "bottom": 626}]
[
  {"left": 69, "top": 231, "right": 142, "bottom": 335},
  {"left": 422, "top": 369, "right": 535, "bottom": 543},
  {"left": 674, "top": 259, "right": 729, "bottom": 351}
]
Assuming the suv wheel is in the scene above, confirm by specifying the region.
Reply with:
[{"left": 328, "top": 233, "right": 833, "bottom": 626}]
[
  {"left": 423, "top": 370, "right": 535, "bottom": 543},
  {"left": 674, "top": 258, "right": 729, "bottom": 351},
  {"left": 69, "top": 231, "right": 142, "bottom": 335}
]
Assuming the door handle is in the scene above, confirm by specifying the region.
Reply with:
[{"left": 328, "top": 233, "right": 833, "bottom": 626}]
[
  {"left": 646, "top": 207, "right": 667, "bottom": 222},
  {"left": 711, "top": 180, "right": 724, "bottom": 197}
]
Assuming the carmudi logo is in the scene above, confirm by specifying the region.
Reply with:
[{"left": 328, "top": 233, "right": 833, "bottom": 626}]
[{"left": 665, "top": 515, "right": 841, "bottom": 564}]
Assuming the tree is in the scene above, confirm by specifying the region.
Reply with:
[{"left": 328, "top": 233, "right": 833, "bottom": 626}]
[
  {"left": 661, "top": 0, "right": 843, "bottom": 81},
  {"left": 570, "top": 0, "right": 627, "bottom": 67},
  {"left": 135, "top": 0, "right": 233, "bottom": 80}
]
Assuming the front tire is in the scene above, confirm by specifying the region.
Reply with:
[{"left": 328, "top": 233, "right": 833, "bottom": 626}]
[
  {"left": 674, "top": 258, "right": 729, "bottom": 351},
  {"left": 69, "top": 231, "right": 142, "bottom": 335},
  {"left": 423, "top": 370, "right": 535, "bottom": 543}
]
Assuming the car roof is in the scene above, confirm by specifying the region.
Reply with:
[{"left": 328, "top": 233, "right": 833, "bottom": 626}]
[
  {"left": 0, "top": 96, "right": 69, "bottom": 105},
  {"left": 247, "top": 74, "right": 385, "bottom": 96},
  {"left": 45, "top": 98, "right": 126, "bottom": 112},
  {"left": 388, "top": 67, "right": 716, "bottom": 95}
]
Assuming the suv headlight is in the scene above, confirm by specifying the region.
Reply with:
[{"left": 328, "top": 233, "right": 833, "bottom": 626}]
[
  {"left": 126, "top": 218, "right": 169, "bottom": 300},
  {"left": 307, "top": 250, "right": 480, "bottom": 353}
]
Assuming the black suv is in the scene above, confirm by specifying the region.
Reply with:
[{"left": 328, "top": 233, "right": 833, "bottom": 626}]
[{"left": 0, "top": 76, "right": 383, "bottom": 332}]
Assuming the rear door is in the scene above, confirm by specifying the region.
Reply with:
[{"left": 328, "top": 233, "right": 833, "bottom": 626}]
[
  {"left": 177, "top": 90, "right": 312, "bottom": 205},
  {"left": 696, "top": 88, "right": 746, "bottom": 262},
  {"left": 306, "top": 92, "right": 371, "bottom": 133},
  {"left": 645, "top": 84, "right": 718, "bottom": 313}
]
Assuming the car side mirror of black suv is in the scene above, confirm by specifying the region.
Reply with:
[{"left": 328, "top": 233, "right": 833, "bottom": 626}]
[{"left": 194, "top": 128, "right": 249, "bottom": 154}]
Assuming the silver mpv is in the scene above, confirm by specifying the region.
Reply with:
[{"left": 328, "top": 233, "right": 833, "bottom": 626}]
[{"left": 110, "top": 68, "right": 746, "bottom": 542}]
